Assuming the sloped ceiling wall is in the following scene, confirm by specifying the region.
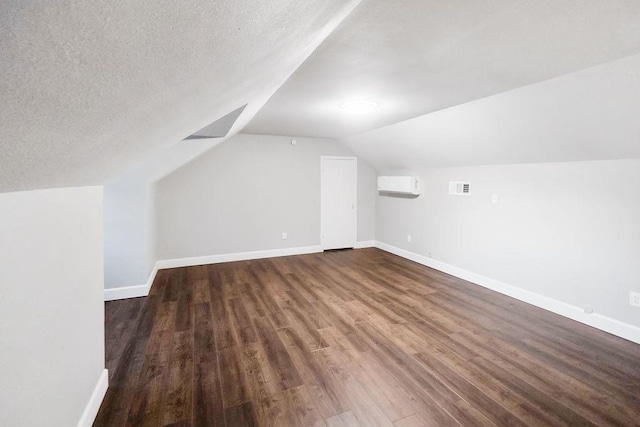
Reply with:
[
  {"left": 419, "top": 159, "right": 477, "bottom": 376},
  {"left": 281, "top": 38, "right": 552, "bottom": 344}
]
[
  {"left": 0, "top": 0, "right": 361, "bottom": 193},
  {"left": 4, "top": 0, "right": 640, "bottom": 194},
  {"left": 342, "top": 53, "right": 640, "bottom": 172},
  {"left": 246, "top": 0, "right": 640, "bottom": 138}
]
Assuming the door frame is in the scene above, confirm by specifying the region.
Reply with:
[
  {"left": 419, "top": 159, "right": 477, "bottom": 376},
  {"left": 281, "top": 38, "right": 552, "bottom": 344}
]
[{"left": 320, "top": 156, "right": 358, "bottom": 250}]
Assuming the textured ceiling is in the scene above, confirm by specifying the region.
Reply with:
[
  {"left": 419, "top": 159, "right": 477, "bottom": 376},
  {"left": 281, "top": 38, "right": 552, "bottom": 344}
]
[
  {"left": 5, "top": 0, "right": 640, "bottom": 193},
  {"left": 245, "top": 0, "right": 640, "bottom": 139},
  {"left": 0, "top": 0, "right": 360, "bottom": 192}
]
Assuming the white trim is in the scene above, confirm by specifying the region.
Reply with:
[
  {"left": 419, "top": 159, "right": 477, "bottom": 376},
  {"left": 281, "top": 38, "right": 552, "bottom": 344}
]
[
  {"left": 355, "top": 240, "right": 375, "bottom": 249},
  {"left": 104, "top": 245, "right": 324, "bottom": 301},
  {"left": 144, "top": 263, "right": 160, "bottom": 293},
  {"left": 374, "top": 241, "right": 640, "bottom": 345},
  {"left": 77, "top": 369, "right": 108, "bottom": 427},
  {"left": 104, "top": 284, "right": 148, "bottom": 301},
  {"left": 155, "top": 245, "right": 323, "bottom": 270},
  {"left": 104, "top": 263, "right": 159, "bottom": 301},
  {"left": 320, "top": 155, "right": 358, "bottom": 161}
]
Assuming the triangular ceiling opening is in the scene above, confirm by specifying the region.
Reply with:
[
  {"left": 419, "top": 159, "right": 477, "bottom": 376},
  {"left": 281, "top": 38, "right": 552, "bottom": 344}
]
[{"left": 184, "top": 104, "right": 247, "bottom": 140}]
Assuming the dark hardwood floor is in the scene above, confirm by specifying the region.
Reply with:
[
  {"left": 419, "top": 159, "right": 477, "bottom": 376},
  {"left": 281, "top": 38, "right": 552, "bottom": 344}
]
[{"left": 95, "top": 248, "right": 640, "bottom": 426}]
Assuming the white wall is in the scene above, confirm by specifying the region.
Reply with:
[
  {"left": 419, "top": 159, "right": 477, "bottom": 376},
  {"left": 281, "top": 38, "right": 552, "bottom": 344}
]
[
  {"left": 154, "top": 134, "right": 376, "bottom": 261},
  {"left": 376, "top": 160, "right": 640, "bottom": 329},
  {"left": 104, "top": 180, "right": 150, "bottom": 289},
  {"left": 0, "top": 186, "right": 105, "bottom": 426},
  {"left": 104, "top": 139, "right": 221, "bottom": 289}
]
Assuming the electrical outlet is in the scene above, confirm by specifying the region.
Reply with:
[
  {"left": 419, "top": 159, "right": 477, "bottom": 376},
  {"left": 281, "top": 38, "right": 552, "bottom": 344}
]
[
  {"left": 491, "top": 194, "right": 498, "bottom": 204},
  {"left": 407, "top": 234, "right": 412, "bottom": 243},
  {"left": 630, "top": 291, "right": 640, "bottom": 308},
  {"left": 282, "top": 232, "right": 287, "bottom": 240}
]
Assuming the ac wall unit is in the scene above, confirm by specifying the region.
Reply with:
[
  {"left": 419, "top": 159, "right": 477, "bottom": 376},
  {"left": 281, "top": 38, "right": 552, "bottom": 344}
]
[{"left": 377, "top": 176, "right": 421, "bottom": 196}]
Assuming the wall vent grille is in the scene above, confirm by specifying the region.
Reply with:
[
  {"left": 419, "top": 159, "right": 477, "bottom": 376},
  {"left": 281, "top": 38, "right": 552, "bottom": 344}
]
[{"left": 449, "top": 181, "right": 471, "bottom": 195}]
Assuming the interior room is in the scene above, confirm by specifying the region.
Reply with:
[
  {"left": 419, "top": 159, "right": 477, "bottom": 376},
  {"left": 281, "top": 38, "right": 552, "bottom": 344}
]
[{"left": 1, "top": 1, "right": 639, "bottom": 426}]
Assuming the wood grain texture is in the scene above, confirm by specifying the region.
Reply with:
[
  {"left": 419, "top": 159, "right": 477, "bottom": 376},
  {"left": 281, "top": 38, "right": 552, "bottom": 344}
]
[{"left": 95, "top": 248, "right": 640, "bottom": 426}]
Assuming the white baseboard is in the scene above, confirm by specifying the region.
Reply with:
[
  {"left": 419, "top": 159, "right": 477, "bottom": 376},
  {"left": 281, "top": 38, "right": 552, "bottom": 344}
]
[
  {"left": 77, "top": 368, "right": 108, "bottom": 427},
  {"left": 355, "top": 240, "right": 376, "bottom": 249},
  {"left": 104, "top": 284, "right": 148, "bottom": 301},
  {"left": 144, "top": 263, "right": 160, "bottom": 294},
  {"left": 155, "top": 245, "right": 323, "bottom": 270},
  {"left": 374, "top": 241, "right": 640, "bottom": 345},
  {"left": 104, "top": 245, "right": 324, "bottom": 301}
]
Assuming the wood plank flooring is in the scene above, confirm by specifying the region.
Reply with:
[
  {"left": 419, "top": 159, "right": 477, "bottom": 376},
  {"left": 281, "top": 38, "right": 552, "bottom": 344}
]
[{"left": 95, "top": 248, "right": 640, "bottom": 426}]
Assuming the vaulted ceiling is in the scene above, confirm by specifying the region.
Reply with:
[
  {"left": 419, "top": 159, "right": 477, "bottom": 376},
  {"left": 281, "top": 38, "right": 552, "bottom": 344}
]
[
  {"left": 0, "top": 0, "right": 360, "bottom": 192},
  {"left": 3, "top": 0, "right": 640, "bottom": 193},
  {"left": 246, "top": 0, "right": 640, "bottom": 138}
]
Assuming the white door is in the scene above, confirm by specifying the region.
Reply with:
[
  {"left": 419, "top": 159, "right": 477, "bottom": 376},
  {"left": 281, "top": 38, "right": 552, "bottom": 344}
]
[{"left": 321, "top": 156, "right": 357, "bottom": 250}]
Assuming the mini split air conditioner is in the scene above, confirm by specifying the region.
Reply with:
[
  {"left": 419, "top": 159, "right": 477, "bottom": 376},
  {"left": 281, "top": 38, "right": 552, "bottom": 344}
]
[{"left": 377, "top": 176, "right": 421, "bottom": 196}]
